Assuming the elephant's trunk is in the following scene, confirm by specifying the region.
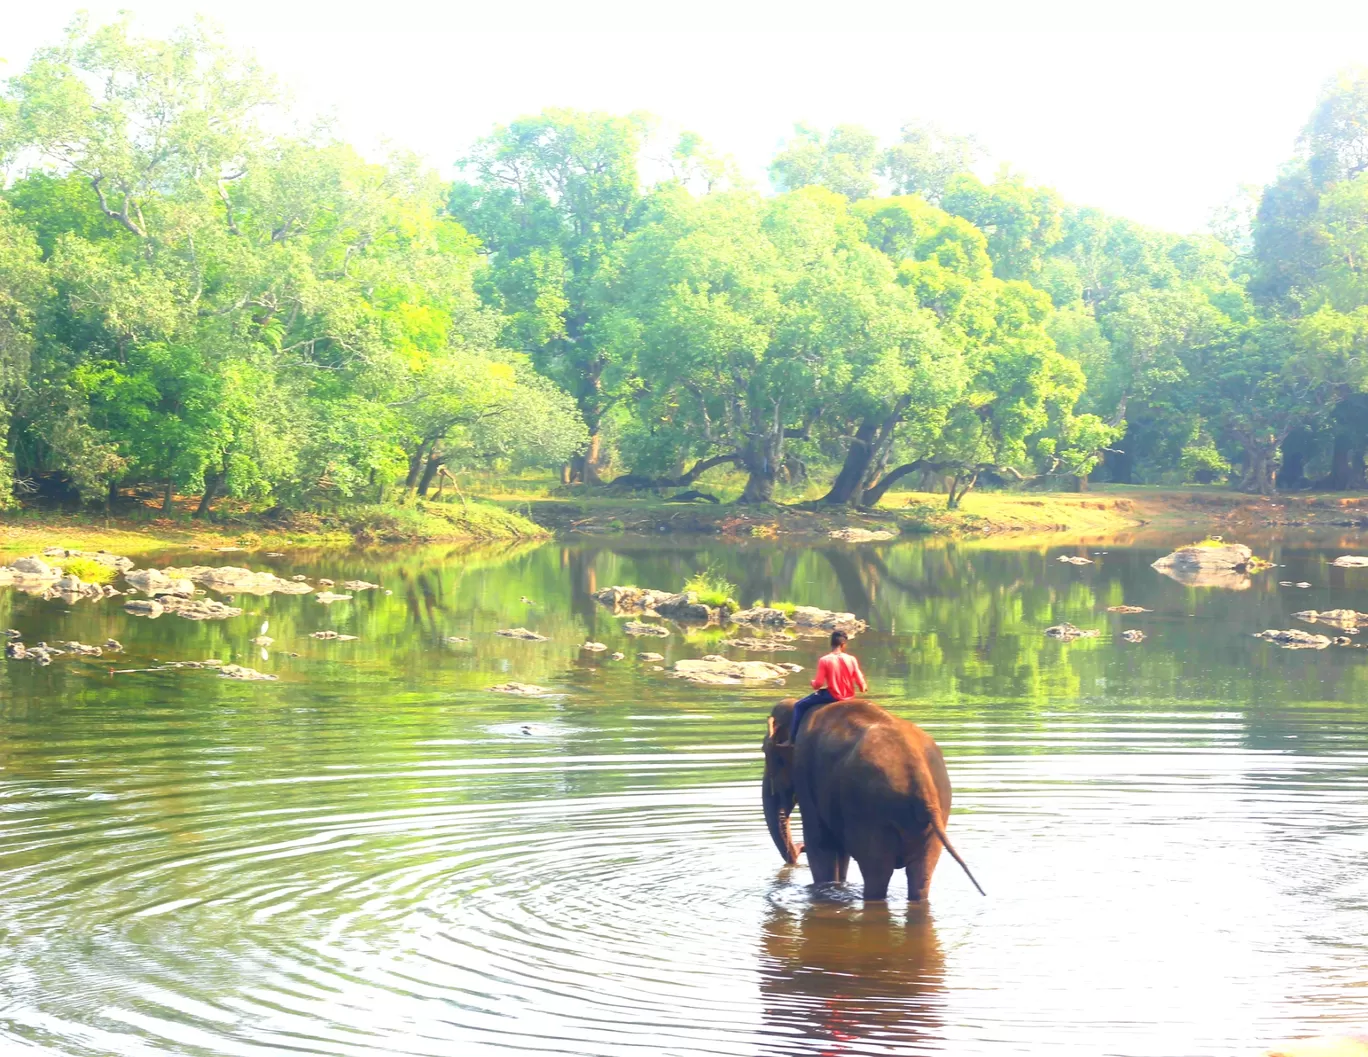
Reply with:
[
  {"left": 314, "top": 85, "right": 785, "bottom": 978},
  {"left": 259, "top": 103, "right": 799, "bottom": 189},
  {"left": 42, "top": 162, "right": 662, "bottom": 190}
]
[{"left": 763, "top": 716, "right": 801, "bottom": 864}]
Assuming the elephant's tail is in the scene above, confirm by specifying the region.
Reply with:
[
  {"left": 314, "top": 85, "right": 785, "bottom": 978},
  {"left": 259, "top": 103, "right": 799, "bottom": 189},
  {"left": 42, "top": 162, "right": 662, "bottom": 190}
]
[{"left": 929, "top": 816, "right": 986, "bottom": 896}]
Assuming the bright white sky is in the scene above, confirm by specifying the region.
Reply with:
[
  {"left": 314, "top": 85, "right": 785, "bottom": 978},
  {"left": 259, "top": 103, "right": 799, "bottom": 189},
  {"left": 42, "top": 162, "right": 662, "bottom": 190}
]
[{"left": 5, "top": 0, "right": 1368, "bottom": 233}]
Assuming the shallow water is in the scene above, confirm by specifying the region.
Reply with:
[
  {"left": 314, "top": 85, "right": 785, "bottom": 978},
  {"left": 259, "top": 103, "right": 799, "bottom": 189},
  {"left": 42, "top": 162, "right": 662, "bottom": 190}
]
[{"left": 2, "top": 533, "right": 1368, "bottom": 1055}]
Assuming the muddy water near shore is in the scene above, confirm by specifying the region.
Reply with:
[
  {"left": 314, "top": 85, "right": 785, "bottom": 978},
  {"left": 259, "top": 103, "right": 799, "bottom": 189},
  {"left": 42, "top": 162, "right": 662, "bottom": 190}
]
[{"left": 1, "top": 533, "right": 1367, "bottom": 1055}]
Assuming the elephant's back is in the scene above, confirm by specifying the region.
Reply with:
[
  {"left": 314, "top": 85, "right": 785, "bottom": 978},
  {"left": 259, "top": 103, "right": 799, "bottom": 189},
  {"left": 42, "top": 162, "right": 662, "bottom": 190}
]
[{"left": 812, "top": 702, "right": 953, "bottom": 822}]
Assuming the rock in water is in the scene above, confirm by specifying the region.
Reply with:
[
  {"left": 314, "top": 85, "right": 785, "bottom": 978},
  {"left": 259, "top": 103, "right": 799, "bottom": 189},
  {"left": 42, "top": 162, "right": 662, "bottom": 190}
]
[
  {"left": 1107, "top": 605, "right": 1151, "bottom": 613},
  {"left": 829, "top": 527, "right": 896, "bottom": 542},
  {"left": 124, "top": 569, "right": 195, "bottom": 597},
  {"left": 581, "top": 641, "right": 608, "bottom": 652},
  {"left": 123, "top": 598, "right": 165, "bottom": 618},
  {"left": 637, "top": 652, "right": 665, "bottom": 662},
  {"left": 1045, "top": 623, "right": 1099, "bottom": 640},
  {"left": 609, "top": 652, "right": 624, "bottom": 661},
  {"left": 342, "top": 580, "right": 380, "bottom": 591},
  {"left": 314, "top": 592, "right": 353, "bottom": 605},
  {"left": 310, "top": 630, "right": 358, "bottom": 641},
  {"left": 160, "top": 566, "right": 313, "bottom": 596},
  {"left": 1151, "top": 543, "right": 1260, "bottom": 590},
  {"left": 488, "top": 682, "right": 549, "bottom": 695},
  {"left": 1330, "top": 556, "right": 1368, "bottom": 569},
  {"left": 160, "top": 597, "right": 243, "bottom": 621},
  {"left": 1293, "top": 609, "right": 1368, "bottom": 629},
  {"left": 218, "top": 664, "right": 278, "bottom": 681},
  {"left": 1121, "top": 630, "right": 1146, "bottom": 643},
  {"left": 730, "top": 605, "right": 867, "bottom": 635},
  {"left": 671, "top": 655, "right": 790, "bottom": 685},
  {"left": 1255, "top": 629, "right": 1332, "bottom": 650},
  {"left": 1057, "top": 555, "right": 1094, "bottom": 565},
  {"left": 496, "top": 627, "right": 548, "bottom": 641},
  {"left": 728, "top": 636, "right": 799, "bottom": 651},
  {"left": 622, "top": 621, "right": 670, "bottom": 637},
  {"left": 8, "top": 556, "right": 53, "bottom": 577}
]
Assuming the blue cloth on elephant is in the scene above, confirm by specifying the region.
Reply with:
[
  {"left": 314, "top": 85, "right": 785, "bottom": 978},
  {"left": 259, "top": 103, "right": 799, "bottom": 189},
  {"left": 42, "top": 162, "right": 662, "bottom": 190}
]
[{"left": 790, "top": 688, "right": 837, "bottom": 741}]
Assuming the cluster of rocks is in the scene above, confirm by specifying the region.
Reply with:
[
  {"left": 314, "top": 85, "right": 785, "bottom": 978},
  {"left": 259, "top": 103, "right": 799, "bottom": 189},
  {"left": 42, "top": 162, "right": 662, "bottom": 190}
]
[
  {"left": 1294, "top": 609, "right": 1367, "bottom": 630},
  {"left": 123, "top": 596, "right": 244, "bottom": 621},
  {"left": 591, "top": 586, "right": 718, "bottom": 623},
  {"left": 623, "top": 620, "right": 671, "bottom": 637},
  {"left": 1255, "top": 629, "right": 1334, "bottom": 650},
  {"left": 6, "top": 638, "right": 122, "bottom": 664},
  {"left": 162, "top": 566, "right": 313, "bottom": 596},
  {"left": 730, "top": 606, "right": 867, "bottom": 635}
]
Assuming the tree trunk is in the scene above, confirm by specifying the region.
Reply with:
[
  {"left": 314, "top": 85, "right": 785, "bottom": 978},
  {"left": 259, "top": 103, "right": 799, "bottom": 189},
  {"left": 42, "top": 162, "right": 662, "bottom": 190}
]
[
  {"left": 1330, "top": 433, "right": 1352, "bottom": 491},
  {"left": 859, "top": 460, "right": 928, "bottom": 508},
  {"left": 403, "top": 442, "right": 429, "bottom": 495},
  {"left": 1238, "top": 440, "right": 1277, "bottom": 495},
  {"left": 417, "top": 450, "right": 442, "bottom": 497},
  {"left": 162, "top": 479, "right": 175, "bottom": 515},
  {"left": 738, "top": 433, "right": 781, "bottom": 504},
  {"left": 194, "top": 469, "right": 225, "bottom": 519},
  {"left": 947, "top": 472, "right": 978, "bottom": 509},
  {"left": 821, "top": 418, "right": 879, "bottom": 506},
  {"left": 561, "top": 463, "right": 572, "bottom": 485}
]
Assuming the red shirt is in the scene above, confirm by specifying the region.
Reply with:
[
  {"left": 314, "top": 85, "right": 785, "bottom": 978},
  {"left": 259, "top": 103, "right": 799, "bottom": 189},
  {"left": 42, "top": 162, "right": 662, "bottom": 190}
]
[{"left": 813, "top": 651, "right": 866, "bottom": 700}]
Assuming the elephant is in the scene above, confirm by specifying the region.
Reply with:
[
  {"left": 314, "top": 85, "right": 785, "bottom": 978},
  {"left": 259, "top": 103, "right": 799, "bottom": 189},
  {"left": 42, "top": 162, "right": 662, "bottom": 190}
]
[{"left": 761, "top": 697, "right": 984, "bottom": 901}]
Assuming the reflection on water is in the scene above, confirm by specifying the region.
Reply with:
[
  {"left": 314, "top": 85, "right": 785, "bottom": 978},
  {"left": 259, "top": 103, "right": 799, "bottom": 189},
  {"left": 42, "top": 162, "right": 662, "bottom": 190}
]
[
  {"left": 759, "top": 899, "right": 945, "bottom": 1055},
  {"left": 0, "top": 531, "right": 1367, "bottom": 1055}
]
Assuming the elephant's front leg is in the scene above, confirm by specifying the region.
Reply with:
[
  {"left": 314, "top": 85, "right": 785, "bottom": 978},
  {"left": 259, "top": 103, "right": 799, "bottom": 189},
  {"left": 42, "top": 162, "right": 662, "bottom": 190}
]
[{"left": 806, "top": 845, "right": 843, "bottom": 885}]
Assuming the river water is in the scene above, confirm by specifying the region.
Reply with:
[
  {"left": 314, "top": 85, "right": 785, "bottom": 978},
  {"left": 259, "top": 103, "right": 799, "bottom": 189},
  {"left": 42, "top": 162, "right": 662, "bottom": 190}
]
[{"left": 1, "top": 532, "right": 1367, "bottom": 1056}]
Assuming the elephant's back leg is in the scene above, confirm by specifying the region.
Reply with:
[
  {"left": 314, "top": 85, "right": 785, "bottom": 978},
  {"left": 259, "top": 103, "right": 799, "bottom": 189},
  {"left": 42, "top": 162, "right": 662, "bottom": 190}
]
[{"left": 904, "top": 829, "right": 943, "bottom": 902}]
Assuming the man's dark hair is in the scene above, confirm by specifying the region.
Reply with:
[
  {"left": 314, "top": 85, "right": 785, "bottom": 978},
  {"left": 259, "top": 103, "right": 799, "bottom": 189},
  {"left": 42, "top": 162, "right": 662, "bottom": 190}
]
[{"left": 830, "top": 630, "right": 848, "bottom": 649}]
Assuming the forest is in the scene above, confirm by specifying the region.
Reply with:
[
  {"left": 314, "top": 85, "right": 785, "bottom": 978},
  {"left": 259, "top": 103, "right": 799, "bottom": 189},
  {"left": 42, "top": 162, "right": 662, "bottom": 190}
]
[{"left": 1, "top": 17, "right": 1366, "bottom": 519}]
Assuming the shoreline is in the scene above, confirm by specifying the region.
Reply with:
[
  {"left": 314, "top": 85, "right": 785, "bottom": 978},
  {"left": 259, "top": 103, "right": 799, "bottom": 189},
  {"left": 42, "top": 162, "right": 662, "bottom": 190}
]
[{"left": 2, "top": 487, "right": 1366, "bottom": 558}]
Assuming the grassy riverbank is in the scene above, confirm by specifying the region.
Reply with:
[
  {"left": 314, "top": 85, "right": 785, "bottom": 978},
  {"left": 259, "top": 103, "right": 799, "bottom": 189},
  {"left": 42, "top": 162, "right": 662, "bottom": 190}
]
[
  {"left": 0, "top": 500, "right": 546, "bottom": 558},
  {"left": 5, "top": 486, "right": 1366, "bottom": 558}
]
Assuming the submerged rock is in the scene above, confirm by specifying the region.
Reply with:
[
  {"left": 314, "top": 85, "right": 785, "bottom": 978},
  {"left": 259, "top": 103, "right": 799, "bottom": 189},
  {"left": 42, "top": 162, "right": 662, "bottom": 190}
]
[
  {"left": 218, "top": 664, "right": 278, "bottom": 681},
  {"left": 829, "top": 527, "right": 896, "bottom": 542},
  {"left": 622, "top": 620, "right": 671, "bottom": 637},
  {"left": 445, "top": 636, "right": 470, "bottom": 644},
  {"left": 123, "top": 598, "right": 164, "bottom": 618},
  {"left": 581, "top": 641, "right": 608, "bottom": 652},
  {"left": 60, "top": 641, "right": 104, "bottom": 657},
  {"left": 1121, "top": 630, "right": 1146, "bottom": 643},
  {"left": 728, "top": 636, "right": 799, "bottom": 651},
  {"left": 314, "top": 592, "right": 353, "bottom": 605},
  {"left": 1057, "top": 556, "right": 1094, "bottom": 565},
  {"left": 103, "top": 639, "right": 124, "bottom": 652},
  {"left": 342, "top": 580, "right": 379, "bottom": 591},
  {"left": 488, "top": 682, "right": 550, "bottom": 695},
  {"left": 672, "top": 655, "right": 790, "bottom": 686},
  {"left": 1294, "top": 609, "right": 1368, "bottom": 629},
  {"left": 1151, "top": 542, "right": 1261, "bottom": 590},
  {"left": 310, "top": 630, "right": 358, "bottom": 641},
  {"left": 1107, "top": 605, "right": 1151, "bottom": 613},
  {"left": 730, "top": 605, "right": 867, "bottom": 635},
  {"left": 160, "top": 596, "right": 243, "bottom": 621},
  {"left": 1255, "top": 629, "right": 1332, "bottom": 650},
  {"left": 1045, "top": 623, "right": 1099, "bottom": 640},
  {"left": 1331, "top": 556, "right": 1368, "bottom": 569},
  {"left": 609, "top": 651, "right": 625, "bottom": 661},
  {"left": 124, "top": 569, "right": 195, "bottom": 597},
  {"left": 43, "top": 548, "right": 135, "bottom": 573},
  {"left": 497, "top": 627, "right": 548, "bottom": 641},
  {"left": 637, "top": 651, "right": 665, "bottom": 662},
  {"left": 161, "top": 566, "right": 313, "bottom": 596}
]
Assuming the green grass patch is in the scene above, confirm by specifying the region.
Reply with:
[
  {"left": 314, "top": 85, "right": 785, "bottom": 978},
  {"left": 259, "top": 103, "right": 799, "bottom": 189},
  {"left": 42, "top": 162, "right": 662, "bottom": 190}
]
[
  {"left": 684, "top": 569, "right": 739, "bottom": 612},
  {"left": 55, "top": 556, "right": 117, "bottom": 583}
]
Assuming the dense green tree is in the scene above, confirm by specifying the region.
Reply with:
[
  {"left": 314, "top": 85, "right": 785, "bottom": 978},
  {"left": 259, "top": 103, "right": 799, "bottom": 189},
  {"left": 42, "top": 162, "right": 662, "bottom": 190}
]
[{"left": 769, "top": 124, "right": 881, "bottom": 201}]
